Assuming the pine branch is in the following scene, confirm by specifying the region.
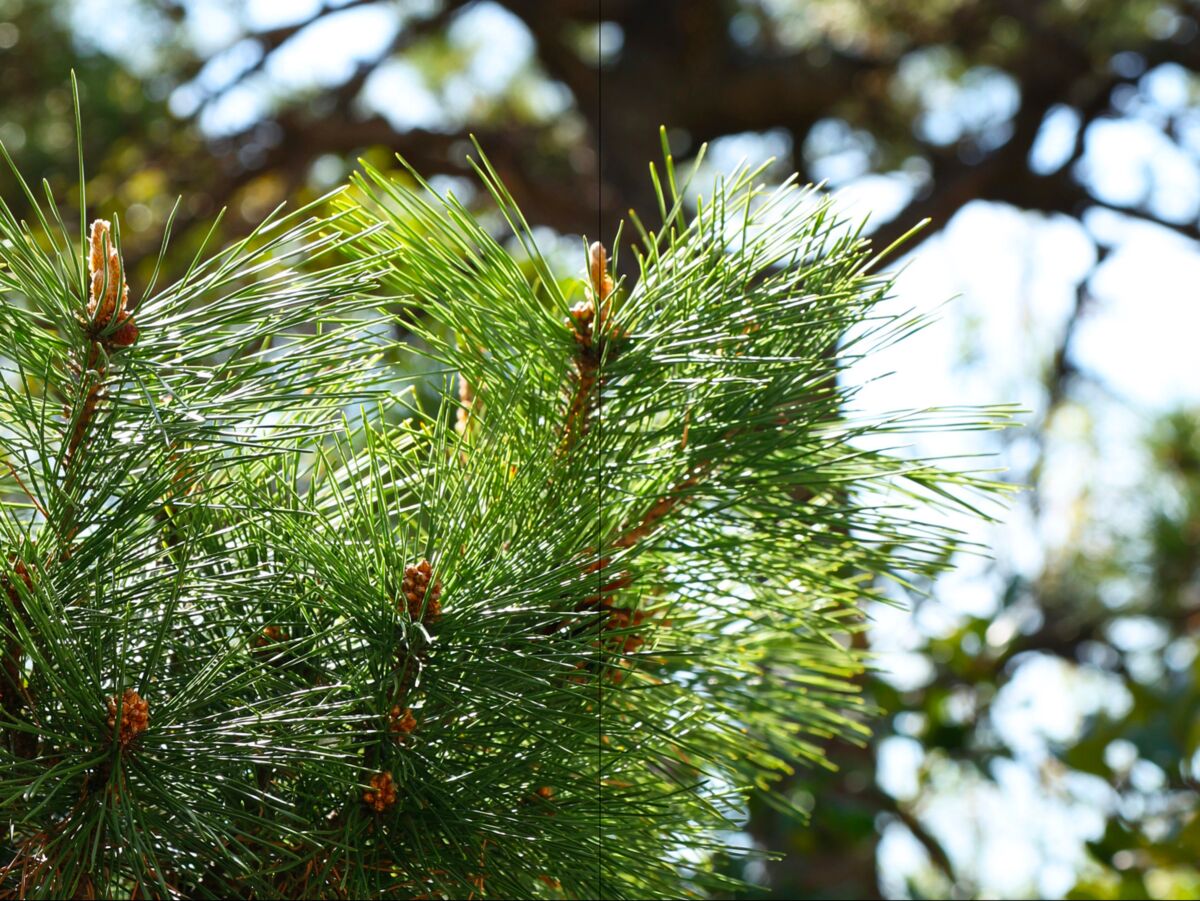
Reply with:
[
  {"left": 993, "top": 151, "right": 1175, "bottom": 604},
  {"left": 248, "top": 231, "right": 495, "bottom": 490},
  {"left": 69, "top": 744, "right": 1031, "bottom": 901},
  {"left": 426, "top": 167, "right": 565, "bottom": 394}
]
[{"left": 0, "top": 108, "right": 1011, "bottom": 899}]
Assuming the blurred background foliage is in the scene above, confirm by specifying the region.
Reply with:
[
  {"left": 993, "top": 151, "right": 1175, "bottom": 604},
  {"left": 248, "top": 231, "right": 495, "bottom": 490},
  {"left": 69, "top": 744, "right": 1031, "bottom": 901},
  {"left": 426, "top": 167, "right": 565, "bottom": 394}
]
[{"left": 0, "top": 0, "right": 1198, "bottom": 897}]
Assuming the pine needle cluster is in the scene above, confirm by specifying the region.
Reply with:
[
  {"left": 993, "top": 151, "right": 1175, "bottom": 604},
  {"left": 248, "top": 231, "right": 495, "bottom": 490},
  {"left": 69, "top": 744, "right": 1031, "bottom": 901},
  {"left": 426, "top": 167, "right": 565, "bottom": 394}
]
[{"left": 0, "top": 95, "right": 1011, "bottom": 899}]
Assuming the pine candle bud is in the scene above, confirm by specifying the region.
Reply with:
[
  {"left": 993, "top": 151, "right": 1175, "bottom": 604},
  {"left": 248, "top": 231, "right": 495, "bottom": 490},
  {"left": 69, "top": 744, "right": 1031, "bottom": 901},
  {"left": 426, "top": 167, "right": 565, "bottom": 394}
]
[
  {"left": 567, "top": 242, "right": 617, "bottom": 348},
  {"left": 363, "top": 771, "right": 398, "bottom": 812},
  {"left": 388, "top": 705, "right": 417, "bottom": 737},
  {"left": 401, "top": 559, "right": 442, "bottom": 624},
  {"left": 106, "top": 688, "right": 149, "bottom": 746},
  {"left": 588, "top": 241, "right": 613, "bottom": 305},
  {"left": 455, "top": 376, "right": 476, "bottom": 437},
  {"left": 587, "top": 240, "right": 625, "bottom": 342},
  {"left": 252, "top": 625, "right": 287, "bottom": 663},
  {"left": 85, "top": 219, "right": 138, "bottom": 348},
  {"left": 566, "top": 300, "right": 596, "bottom": 352},
  {"left": 253, "top": 625, "right": 286, "bottom": 647}
]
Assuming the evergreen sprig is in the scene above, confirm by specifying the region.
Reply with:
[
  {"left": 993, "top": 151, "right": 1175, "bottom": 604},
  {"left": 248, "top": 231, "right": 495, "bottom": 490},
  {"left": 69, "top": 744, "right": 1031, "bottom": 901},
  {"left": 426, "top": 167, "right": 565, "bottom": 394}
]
[{"left": 0, "top": 104, "right": 1011, "bottom": 899}]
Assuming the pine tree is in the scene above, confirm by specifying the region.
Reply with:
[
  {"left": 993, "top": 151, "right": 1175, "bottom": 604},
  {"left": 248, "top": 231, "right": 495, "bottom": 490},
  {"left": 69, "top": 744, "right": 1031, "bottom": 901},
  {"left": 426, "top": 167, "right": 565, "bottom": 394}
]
[{"left": 0, "top": 100, "right": 1010, "bottom": 898}]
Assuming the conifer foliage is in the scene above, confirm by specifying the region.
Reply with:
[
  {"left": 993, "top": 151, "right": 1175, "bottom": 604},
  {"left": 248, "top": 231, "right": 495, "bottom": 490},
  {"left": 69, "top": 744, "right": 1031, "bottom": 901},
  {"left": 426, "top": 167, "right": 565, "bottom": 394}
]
[{"left": 0, "top": 105, "right": 1008, "bottom": 898}]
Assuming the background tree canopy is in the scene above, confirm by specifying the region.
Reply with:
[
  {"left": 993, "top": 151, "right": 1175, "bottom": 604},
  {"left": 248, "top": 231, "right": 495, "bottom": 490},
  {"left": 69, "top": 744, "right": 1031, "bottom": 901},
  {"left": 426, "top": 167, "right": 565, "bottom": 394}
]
[{"left": 1, "top": 0, "right": 1198, "bottom": 897}]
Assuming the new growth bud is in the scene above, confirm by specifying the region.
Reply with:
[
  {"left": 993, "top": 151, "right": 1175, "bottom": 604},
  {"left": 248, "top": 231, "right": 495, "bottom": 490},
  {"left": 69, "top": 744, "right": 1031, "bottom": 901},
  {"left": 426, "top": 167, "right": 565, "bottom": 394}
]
[
  {"left": 85, "top": 219, "right": 138, "bottom": 348},
  {"left": 107, "top": 688, "right": 149, "bottom": 747},
  {"left": 363, "top": 771, "right": 398, "bottom": 812},
  {"left": 588, "top": 240, "right": 614, "bottom": 305},
  {"left": 401, "top": 559, "right": 442, "bottom": 625}
]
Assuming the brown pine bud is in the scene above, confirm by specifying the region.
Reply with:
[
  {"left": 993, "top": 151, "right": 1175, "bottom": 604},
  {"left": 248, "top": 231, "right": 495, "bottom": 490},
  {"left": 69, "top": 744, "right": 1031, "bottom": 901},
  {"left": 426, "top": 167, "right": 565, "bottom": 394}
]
[
  {"left": 456, "top": 376, "right": 478, "bottom": 438},
  {"left": 85, "top": 219, "right": 137, "bottom": 348},
  {"left": 362, "top": 771, "right": 398, "bottom": 812},
  {"left": 106, "top": 688, "right": 149, "bottom": 747},
  {"left": 388, "top": 705, "right": 417, "bottom": 737},
  {"left": 107, "top": 318, "right": 139, "bottom": 348},
  {"left": 588, "top": 241, "right": 614, "bottom": 304},
  {"left": 400, "top": 559, "right": 442, "bottom": 624},
  {"left": 253, "top": 625, "right": 286, "bottom": 649}
]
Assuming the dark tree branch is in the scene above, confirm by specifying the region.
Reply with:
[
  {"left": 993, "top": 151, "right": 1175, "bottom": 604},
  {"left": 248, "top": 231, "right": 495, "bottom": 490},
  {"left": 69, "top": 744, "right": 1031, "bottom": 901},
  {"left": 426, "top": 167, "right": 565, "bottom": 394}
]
[{"left": 874, "top": 790, "right": 958, "bottom": 887}]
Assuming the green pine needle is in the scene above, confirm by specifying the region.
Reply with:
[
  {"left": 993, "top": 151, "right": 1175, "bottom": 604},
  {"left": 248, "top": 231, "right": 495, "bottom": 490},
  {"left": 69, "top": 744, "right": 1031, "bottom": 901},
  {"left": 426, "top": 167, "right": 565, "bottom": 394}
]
[{"left": 0, "top": 110, "right": 1012, "bottom": 899}]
